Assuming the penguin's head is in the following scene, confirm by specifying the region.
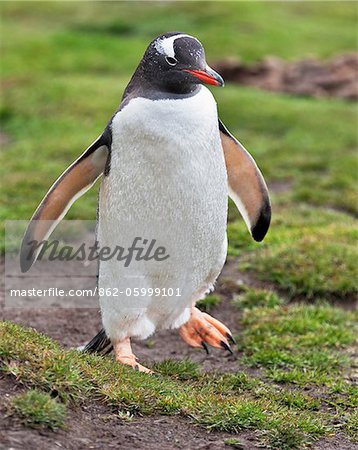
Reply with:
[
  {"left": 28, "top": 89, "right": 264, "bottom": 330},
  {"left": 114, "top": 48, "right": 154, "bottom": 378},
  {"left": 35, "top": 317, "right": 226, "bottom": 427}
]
[{"left": 138, "top": 32, "right": 224, "bottom": 94}]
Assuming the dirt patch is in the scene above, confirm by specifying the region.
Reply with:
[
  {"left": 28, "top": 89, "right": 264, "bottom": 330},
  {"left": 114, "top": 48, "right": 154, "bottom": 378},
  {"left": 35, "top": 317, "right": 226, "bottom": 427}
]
[
  {"left": 268, "top": 179, "right": 293, "bottom": 195},
  {"left": 0, "top": 133, "right": 10, "bottom": 147},
  {"left": 212, "top": 53, "right": 358, "bottom": 100},
  {"left": 0, "top": 377, "right": 259, "bottom": 450},
  {"left": 313, "top": 436, "right": 358, "bottom": 450}
]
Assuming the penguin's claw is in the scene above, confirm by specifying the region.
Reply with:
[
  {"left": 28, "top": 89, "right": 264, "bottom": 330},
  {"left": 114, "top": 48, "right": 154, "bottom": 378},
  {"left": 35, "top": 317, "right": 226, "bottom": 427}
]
[
  {"left": 179, "top": 307, "right": 235, "bottom": 355},
  {"left": 220, "top": 340, "right": 234, "bottom": 355},
  {"left": 202, "top": 341, "right": 210, "bottom": 354},
  {"left": 116, "top": 355, "right": 153, "bottom": 374},
  {"left": 226, "top": 332, "right": 237, "bottom": 345},
  {"left": 202, "top": 312, "right": 235, "bottom": 343}
]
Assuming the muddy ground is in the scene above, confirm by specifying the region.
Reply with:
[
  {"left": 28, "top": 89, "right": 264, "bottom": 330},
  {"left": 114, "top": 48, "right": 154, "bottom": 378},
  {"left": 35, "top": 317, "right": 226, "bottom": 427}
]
[
  {"left": 1, "top": 258, "right": 356, "bottom": 449},
  {"left": 213, "top": 53, "right": 358, "bottom": 100}
]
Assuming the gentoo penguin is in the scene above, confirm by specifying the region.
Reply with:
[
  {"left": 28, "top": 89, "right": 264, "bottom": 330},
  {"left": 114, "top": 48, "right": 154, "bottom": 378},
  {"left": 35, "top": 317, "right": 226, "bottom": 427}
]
[{"left": 20, "top": 32, "right": 271, "bottom": 373}]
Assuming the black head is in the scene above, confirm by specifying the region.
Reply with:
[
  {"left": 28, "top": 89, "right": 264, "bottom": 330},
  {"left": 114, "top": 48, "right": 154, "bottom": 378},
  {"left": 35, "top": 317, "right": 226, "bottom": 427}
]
[{"left": 126, "top": 32, "right": 224, "bottom": 97}]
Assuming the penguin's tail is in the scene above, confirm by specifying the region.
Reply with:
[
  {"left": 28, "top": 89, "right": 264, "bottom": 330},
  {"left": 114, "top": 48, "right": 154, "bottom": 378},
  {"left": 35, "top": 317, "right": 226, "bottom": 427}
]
[{"left": 82, "top": 328, "right": 113, "bottom": 355}]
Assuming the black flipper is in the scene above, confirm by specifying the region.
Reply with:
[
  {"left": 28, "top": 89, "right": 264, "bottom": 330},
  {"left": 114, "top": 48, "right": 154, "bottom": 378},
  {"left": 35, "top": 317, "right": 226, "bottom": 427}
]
[{"left": 83, "top": 328, "right": 113, "bottom": 355}]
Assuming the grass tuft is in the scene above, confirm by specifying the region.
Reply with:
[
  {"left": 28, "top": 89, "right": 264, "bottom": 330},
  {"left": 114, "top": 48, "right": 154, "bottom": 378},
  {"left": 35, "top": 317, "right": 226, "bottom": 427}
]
[
  {"left": 233, "top": 287, "right": 283, "bottom": 310},
  {"left": 224, "top": 438, "right": 245, "bottom": 448},
  {"left": 267, "top": 390, "right": 320, "bottom": 411},
  {"left": 344, "top": 410, "right": 358, "bottom": 442},
  {"left": 197, "top": 400, "right": 266, "bottom": 432},
  {"left": 9, "top": 389, "right": 66, "bottom": 430},
  {"left": 197, "top": 294, "right": 222, "bottom": 312},
  {"left": 264, "top": 424, "right": 307, "bottom": 450},
  {"left": 154, "top": 359, "right": 201, "bottom": 380}
]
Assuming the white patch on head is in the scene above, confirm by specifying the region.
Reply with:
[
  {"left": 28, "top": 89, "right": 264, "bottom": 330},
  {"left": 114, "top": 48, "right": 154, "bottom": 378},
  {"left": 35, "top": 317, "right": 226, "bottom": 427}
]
[{"left": 154, "top": 34, "right": 200, "bottom": 58}]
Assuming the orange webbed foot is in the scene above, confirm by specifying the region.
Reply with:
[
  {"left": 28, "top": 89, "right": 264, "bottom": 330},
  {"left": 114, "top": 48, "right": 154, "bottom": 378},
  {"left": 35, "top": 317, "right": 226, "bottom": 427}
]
[{"left": 179, "top": 307, "right": 235, "bottom": 354}]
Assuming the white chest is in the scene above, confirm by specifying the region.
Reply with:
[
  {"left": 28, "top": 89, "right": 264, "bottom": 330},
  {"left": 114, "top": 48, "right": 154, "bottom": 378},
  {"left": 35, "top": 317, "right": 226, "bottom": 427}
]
[
  {"left": 98, "top": 87, "right": 228, "bottom": 325},
  {"left": 105, "top": 86, "right": 227, "bottom": 209}
]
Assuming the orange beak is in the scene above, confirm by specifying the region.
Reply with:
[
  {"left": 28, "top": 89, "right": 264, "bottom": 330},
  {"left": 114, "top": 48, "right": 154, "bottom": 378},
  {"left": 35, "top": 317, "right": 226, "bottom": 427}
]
[{"left": 184, "top": 65, "right": 224, "bottom": 87}]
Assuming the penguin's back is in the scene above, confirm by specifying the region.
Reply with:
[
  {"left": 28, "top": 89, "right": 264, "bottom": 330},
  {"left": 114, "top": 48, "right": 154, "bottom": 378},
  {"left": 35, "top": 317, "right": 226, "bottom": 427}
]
[{"left": 98, "top": 86, "right": 228, "bottom": 339}]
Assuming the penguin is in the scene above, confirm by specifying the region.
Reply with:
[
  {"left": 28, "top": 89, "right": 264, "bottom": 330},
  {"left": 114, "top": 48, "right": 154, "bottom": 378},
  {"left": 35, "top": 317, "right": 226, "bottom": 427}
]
[{"left": 20, "top": 32, "right": 271, "bottom": 373}]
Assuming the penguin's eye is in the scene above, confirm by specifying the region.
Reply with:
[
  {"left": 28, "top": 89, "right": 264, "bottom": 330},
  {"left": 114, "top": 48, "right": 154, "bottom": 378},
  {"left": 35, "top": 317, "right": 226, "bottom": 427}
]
[{"left": 165, "top": 56, "right": 178, "bottom": 66}]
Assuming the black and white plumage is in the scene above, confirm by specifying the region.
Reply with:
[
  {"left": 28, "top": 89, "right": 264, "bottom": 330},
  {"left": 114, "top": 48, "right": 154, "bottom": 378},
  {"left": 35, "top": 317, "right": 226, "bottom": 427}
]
[{"left": 21, "top": 32, "right": 270, "bottom": 372}]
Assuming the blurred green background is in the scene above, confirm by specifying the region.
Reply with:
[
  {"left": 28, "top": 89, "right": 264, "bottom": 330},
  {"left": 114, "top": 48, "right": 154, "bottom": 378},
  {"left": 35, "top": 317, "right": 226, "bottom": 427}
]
[
  {"left": 1, "top": 3, "right": 358, "bottom": 445},
  {"left": 1, "top": 1, "right": 357, "bottom": 300}
]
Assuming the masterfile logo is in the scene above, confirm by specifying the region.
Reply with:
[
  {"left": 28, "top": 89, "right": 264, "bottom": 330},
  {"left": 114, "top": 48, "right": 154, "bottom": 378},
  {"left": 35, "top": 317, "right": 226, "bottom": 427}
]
[
  {"left": 22, "top": 237, "right": 170, "bottom": 268},
  {"left": 4, "top": 220, "right": 189, "bottom": 309}
]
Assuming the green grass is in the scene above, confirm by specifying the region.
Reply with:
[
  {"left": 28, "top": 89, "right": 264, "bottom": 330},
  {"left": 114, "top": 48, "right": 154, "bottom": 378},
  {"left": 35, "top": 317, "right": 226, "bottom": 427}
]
[
  {"left": 228, "top": 206, "right": 358, "bottom": 300},
  {"left": 224, "top": 438, "right": 245, "bottom": 448},
  {"left": 1, "top": 2, "right": 357, "bottom": 448},
  {"left": 345, "top": 410, "right": 358, "bottom": 441},
  {"left": 1, "top": 84, "right": 357, "bottom": 229},
  {"left": 237, "top": 300, "right": 357, "bottom": 386},
  {"left": 8, "top": 389, "right": 67, "bottom": 430},
  {"left": 153, "top": 359, "right": 201, "bottom": 380},
  {"left": 233, "top": 287, "right": 283, "bottom": 310},
  {"left": 264, "top": 425, "right": 307, "bottom": 450},
  {"left": 1, "top": 306, "right": 357, "bottom": 446},
  {"left": 1, "top": 1, "right": 356, "bottom": 66},
  {"left": 1, "top": 2, "right": 357, "bottom": 236},
  {"left": 197, "top": 294, "right": 222, "bottom": 312},
  {"left": 219, "top": 88, "right": 358, "bottom": 216}
]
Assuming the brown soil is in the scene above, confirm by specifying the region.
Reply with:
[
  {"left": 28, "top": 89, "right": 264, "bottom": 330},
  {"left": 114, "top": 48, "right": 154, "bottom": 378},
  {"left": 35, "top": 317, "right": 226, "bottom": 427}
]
[
  {"left": 0, "top": 133, "right": 9, "bottom": 147},
  {"left": 0, "top": 377, "right": 258, "bottom": 450},
  {"left": 212, "top": 53, "right": 358, "bottom": 100},
  {"left": 0, "top": 259, "right": 356, "bottom": 449}
]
